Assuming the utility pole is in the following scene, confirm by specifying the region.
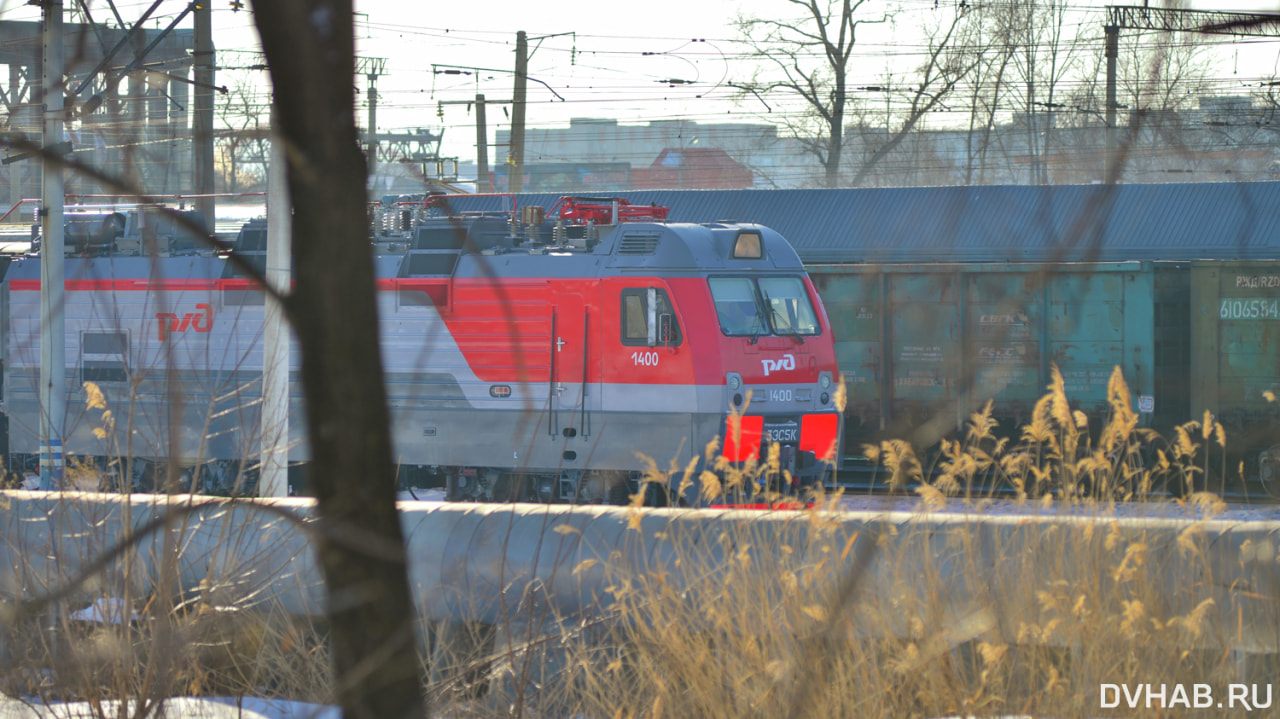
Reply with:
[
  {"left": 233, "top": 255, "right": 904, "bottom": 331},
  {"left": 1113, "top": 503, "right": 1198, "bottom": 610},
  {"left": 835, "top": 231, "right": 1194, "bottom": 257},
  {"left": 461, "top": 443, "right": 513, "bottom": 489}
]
[
  {"left": 441, "top": 94, "right": 511, "bottom": 190},
  {"left": 1104, "top": 23, "right": 1118, "bottom": 181},
  {"left": 261, "top": 105, "right": 291, "bottom": 498},
  {"left": 1101, "top": 5, "right": 1280, "bottom": 181},
  {"left": 509, "top": 30, "right": 527, "bottom": 193},
  {"left": 39, "top": 0, "right": 64, "bottom": 490},
  {"left": 475, "top": 93, "right": 488, "bottom": 192},
  {"left": 9, "top": 64, "right": 23, "bottom": 208},
  {"left": 367, "top": 73, "right": 377, "bottom": 176},
  {"left": 193, "top": 1, "right": 214, "bottom": 230},
  {"left": 357, "top": 58, "right": 387, "bottom": 177}
]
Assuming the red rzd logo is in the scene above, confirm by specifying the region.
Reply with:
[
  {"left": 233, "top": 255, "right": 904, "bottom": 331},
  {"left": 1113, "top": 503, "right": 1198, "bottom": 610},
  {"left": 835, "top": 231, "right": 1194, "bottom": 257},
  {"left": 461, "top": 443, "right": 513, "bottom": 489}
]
[{"left": 156, "top": 303, "right": 213, "bottom": 340}]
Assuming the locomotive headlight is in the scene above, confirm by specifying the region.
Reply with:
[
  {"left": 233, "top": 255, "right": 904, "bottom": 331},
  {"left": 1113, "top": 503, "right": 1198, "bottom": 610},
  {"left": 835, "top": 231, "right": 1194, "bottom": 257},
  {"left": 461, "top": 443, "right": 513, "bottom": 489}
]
[
  {"left": 820, "top": 372, "right": 832, "bottom": 389},
  {"left": 727, "top": 374, "right": 741, "bottom": 390},
  {"left": 821, "top": 392, "right": 830, "bottom": 406}
]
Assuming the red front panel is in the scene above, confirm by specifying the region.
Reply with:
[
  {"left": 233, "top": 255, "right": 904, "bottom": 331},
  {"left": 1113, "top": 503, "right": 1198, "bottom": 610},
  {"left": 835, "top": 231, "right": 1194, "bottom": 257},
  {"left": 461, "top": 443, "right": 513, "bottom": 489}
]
[
  {"left": 800, "top": 413, "right": 839, "bottom": 461},
  {"left": 723, "top": 414, "right": 763, "bottom": 462},
  {"left": 721, "top": 413, "right": 839, "bottom": 462}
]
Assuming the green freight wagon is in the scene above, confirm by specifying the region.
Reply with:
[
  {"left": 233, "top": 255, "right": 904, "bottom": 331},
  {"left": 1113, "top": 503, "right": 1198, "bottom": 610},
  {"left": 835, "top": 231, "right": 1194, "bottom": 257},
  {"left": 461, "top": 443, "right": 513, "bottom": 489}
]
[{"left": 810, "top": 262, "right": 1192, "bottom": 474}]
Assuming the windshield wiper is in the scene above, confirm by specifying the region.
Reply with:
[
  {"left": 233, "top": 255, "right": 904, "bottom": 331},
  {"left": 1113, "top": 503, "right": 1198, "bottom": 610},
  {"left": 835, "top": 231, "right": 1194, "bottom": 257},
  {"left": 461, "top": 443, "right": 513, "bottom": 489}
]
[
  {"left": 762, "top": 288, "right": 799, "bottom": 340},
  {"left": 749, "top": 288, "right": 772, "bottom": 344},
  {"left": 763, "top": 288, "right": 807, "bottom": 344}
]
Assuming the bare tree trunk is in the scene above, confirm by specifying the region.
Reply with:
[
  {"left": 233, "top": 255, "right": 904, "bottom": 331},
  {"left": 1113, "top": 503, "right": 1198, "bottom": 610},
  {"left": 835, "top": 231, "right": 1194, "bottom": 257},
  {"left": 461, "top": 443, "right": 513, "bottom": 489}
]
[
  {"left": 825, "top": 115, "right": 844, "bottom": 188},
  {"left": 250, "top": 2, "right": 424, "bottom": 718}
]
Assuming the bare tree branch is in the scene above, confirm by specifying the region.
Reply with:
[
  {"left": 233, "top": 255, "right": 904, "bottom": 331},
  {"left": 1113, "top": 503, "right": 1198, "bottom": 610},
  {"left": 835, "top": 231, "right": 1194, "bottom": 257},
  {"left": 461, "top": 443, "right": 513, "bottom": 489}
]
[
  {"left": 848, "top": 7, "right": 976, "bottom": 187},
  {"left": 735, "top": 0, "right": 888, "bottom": 187}
]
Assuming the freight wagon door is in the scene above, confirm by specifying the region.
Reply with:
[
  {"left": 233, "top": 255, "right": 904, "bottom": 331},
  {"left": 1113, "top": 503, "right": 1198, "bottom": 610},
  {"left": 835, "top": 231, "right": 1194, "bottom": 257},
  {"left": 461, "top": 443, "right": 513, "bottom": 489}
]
[
  {"left": 887, "top": 273, "right": 960, "bottom": 431},
  {"left": 551, "top": 286, "right": 594, "bottom": 439},
  {"left": 1191, "top": 261, "right": 1280, "bottom": 454}
]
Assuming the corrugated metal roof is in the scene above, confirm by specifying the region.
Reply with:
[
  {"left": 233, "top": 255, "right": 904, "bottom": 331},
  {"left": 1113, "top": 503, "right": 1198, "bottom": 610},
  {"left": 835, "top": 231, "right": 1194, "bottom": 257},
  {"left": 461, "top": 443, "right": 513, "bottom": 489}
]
[{"left": 437, "top": 183, "right": 1280, "bottom": 264}]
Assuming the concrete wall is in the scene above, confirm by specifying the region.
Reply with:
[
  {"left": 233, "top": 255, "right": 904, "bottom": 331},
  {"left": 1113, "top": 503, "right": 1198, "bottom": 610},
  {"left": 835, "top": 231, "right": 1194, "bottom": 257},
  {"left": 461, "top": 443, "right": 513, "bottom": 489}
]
[{"left": 0, "top": 491, "right": 1277, "bottom": 654}]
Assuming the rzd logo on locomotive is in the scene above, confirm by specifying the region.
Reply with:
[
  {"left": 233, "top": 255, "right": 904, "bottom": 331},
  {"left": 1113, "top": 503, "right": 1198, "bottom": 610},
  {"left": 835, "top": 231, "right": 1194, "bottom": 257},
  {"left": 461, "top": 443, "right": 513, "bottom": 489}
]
[
  {"left": 761, "top": 354, "right": 795, "bottom": 377},
  {"left": 156, "top": 303, "right": 214, "bottom": 340}
]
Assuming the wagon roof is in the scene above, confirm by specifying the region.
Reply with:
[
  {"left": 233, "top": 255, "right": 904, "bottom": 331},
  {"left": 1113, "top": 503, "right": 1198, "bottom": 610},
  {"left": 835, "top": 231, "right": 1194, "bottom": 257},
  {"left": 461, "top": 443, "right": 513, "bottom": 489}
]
[{"left": 472, "top": 183, "right": 1280, "bottom": 264}]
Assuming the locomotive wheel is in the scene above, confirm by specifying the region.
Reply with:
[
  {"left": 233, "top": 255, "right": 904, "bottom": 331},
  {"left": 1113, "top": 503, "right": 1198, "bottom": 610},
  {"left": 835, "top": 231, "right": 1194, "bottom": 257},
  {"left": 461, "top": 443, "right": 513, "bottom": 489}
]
[
  {"left": 533, "top": 475, "right": 557, "bottom": 503},
  {"left": 607, "top": 474, "right": 632, "bottom": 505},
  {"left": 491, "top": 472, "right": 527, "bottom": 502},
  {"left": 580, "top": 470, "right": 628, "bottom": 504},
  {"left": 128, "top": 459, "right": 159, "bottom": 493},
  {"left": 445, "top": 471, "right": 462, "bottom": 502},
  {"left": 643, "top": 481, "right": 670, "bottom": 507}
]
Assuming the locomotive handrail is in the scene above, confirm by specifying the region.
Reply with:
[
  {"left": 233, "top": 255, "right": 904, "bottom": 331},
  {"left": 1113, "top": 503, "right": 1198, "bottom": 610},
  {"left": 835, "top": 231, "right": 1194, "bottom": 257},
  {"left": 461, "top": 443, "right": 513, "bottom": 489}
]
[
  {"left": 6, "top": 193, "right": 268, "bottom": 226},
  {"left": 0, "top": 199, "right": 145, "bottom": 228},
  {"left": 0, "top": 198, "right": 38, "bottom": 224},
  {"left": 548, "top": 309, "right": 558, "bottom": 438},
  {"left": 580, "top": 307, "right": 590, "bottom": 438},
  {"left": 64, "top": 192, "right": 267, "bottom": 202}
]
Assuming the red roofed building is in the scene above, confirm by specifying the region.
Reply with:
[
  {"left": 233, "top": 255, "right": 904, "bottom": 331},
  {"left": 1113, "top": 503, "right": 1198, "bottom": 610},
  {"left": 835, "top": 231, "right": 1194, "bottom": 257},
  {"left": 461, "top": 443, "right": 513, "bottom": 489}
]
[{"left": 632, "top": 147, "right": 754, "bottom": 190}]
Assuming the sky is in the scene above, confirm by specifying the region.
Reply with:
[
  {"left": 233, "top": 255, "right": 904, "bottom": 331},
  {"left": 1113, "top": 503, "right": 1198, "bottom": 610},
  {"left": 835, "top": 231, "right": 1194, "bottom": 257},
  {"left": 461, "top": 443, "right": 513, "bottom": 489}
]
[
  {"left": 4, "top": 0, "right": 1280, "bottom": 174},
  {"left": 282, "top": 0, "right": 1280, "bottom": 168}
]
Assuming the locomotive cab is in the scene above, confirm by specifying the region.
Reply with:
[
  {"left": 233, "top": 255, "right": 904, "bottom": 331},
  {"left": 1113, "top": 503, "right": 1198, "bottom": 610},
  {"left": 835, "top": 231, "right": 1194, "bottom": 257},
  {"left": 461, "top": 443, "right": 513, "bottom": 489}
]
[
  {"left": 596, "top": 217, "right": 842, "bottom": 502},
  {"left": 689, "top": 226, "right": 842, "bottom": 501},
  {"left": 413, "top": 204, "right": 842, "bottom": 505}
]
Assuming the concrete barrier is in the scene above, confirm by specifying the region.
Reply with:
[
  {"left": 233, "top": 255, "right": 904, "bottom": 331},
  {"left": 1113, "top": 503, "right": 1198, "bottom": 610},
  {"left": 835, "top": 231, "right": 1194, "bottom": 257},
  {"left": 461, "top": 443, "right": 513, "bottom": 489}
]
[{"left": 0, "top": 491, "right": 1278, "bottom": 654}]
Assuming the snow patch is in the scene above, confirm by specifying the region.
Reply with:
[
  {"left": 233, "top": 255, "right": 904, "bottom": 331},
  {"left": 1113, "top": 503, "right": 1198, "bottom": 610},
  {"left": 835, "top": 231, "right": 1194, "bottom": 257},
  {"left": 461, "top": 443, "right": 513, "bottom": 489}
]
[{"left": 67, "top": 598, "right": 138, "bottom": 625}]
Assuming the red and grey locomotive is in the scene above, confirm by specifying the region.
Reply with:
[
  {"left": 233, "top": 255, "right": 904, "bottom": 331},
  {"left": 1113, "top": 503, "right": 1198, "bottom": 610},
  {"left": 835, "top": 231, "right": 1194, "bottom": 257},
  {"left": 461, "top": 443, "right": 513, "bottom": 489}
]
[{"left": 1, "top": 197, "right": 842, "bottom": 503}]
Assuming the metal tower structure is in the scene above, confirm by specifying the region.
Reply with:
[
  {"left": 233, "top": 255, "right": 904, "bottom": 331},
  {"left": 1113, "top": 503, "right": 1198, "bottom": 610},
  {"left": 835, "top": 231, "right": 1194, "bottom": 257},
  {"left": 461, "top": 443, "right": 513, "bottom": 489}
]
[{"left": 1104, "top": 5, "right": 1280, "bottom": 179}]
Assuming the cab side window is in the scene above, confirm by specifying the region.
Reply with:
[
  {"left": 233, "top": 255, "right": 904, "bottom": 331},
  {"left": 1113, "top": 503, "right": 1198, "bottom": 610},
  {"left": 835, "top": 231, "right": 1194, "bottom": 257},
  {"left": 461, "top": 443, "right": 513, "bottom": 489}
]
[
  {"left": 620, "top": 287, "right": 682, "bottom": 347},
  {"left": 623, "top": 294, "right": 647, "bottom": 342}
]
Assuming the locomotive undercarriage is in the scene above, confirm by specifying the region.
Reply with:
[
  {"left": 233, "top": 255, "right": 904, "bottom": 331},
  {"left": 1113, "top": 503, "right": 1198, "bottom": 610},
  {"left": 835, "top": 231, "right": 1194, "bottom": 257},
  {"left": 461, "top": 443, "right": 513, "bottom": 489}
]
[
  {"left": 443, "top": 467, "right": 637, "bottom": 505},
  {"left": 437, "top": 460, "right": 816, "bottom": 506},
  {"left": 7, "top": 453, "right": 262, "bottom": 495}
]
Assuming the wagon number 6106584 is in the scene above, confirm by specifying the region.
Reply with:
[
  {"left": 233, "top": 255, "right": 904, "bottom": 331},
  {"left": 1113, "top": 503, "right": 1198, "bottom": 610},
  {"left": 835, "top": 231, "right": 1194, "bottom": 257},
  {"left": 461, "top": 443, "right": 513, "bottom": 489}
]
[
  {"left": 631, "top": 351, "right": 660, "bottom": 367},
  {"left": 1220, "top": 298, "right": 1280, "bottom": 319}
]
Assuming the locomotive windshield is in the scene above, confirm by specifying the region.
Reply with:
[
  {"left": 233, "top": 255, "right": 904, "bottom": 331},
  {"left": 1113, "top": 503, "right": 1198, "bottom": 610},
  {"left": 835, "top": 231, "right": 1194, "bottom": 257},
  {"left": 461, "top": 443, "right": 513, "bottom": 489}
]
[
  {"left": 709, "top": 276, "right": 819, "bottom": 337},
  {"left": 759, "top": 277, "right": 821, "bottom": 336}
]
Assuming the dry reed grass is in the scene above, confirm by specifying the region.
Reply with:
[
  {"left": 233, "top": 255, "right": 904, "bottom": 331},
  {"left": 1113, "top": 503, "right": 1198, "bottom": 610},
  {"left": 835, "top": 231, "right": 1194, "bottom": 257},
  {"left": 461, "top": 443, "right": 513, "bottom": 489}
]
[
  {"left": 0, "top": 384, "right": 336, "bottom": 716},
  {"left": 539, "top": 508, "right": 1262, "bottom": 719},
  {"left": 443, "top": 366, "right": 1273, "bottom": 718},
  {"left": 2, "top": 367, "right": 1273, "bottom": 719}
]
